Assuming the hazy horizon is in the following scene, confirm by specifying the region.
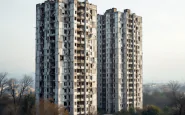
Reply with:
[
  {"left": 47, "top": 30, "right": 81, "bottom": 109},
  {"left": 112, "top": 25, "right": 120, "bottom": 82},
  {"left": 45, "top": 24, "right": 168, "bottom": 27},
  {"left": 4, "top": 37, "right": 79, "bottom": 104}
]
[{"left": 0, "top": 0, "right": 185, "bottom": 83}]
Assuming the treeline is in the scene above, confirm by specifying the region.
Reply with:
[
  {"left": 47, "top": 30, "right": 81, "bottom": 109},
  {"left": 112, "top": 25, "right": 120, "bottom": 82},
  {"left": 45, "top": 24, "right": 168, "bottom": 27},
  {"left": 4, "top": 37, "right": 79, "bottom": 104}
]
[
  {"left": 0, "top": 72, "right": 68, "bottom": 115},
  {"left": 1, "top": 72, "right": 185, "bottom": 115},
  {"left": 112, "top": 81, "right": 185, "bottom": 115}
]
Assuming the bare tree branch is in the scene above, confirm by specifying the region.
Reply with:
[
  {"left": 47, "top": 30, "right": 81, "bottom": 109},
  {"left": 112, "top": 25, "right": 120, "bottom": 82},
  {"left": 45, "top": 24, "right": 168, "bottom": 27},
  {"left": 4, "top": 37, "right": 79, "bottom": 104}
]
[
  {"left": 0, "top": 72, "right": 8, "bottom": 97},
  {"left": 168, "top": 81, "right": 180, "bottom": 93},
  {"left": 7, "top": 78, "right": 18, "bottom": 105},
  {"left": 6, "top": 75, "right": 33, "bottom": 105},
  {"left": 33, "top": 99, "right": 69, "bottom": 115},
  {"left": 18, "top": 75, "right": 33, "bottom": 104},
  {"left": 168, "top": 81, "right": 185, "bottom": 115}
]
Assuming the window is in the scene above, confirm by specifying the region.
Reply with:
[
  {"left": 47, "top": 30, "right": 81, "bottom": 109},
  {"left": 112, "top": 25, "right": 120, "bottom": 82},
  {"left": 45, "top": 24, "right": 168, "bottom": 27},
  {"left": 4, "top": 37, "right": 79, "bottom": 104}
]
[
  {"left": 64, "top": 30, "right": 67, "bottom": 34},
  {"left": 64, "top": 82, "right": 67, "bottom": 86},
  {"left": 60, "top": 55, "right": 64, "bottom": 61},
  {"left": 64, "top": 102, "right": 67, "bottom": 106}
]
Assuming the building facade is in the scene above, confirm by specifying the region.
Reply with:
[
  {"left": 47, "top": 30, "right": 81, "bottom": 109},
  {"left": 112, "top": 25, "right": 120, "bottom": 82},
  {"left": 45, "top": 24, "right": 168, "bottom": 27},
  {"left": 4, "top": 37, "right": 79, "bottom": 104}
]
[
  {"left": 97, "top": 8, "right": 143, "bottom": 113},
  {"left": 35, "top": 0, "right": 97, "bottom": 115}
]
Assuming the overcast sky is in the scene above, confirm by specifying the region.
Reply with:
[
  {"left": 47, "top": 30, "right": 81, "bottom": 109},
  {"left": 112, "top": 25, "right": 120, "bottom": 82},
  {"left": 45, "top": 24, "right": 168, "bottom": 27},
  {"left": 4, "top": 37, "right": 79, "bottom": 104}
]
[{"left": 0, "top": 0, "right": 185, "bottom": 83}]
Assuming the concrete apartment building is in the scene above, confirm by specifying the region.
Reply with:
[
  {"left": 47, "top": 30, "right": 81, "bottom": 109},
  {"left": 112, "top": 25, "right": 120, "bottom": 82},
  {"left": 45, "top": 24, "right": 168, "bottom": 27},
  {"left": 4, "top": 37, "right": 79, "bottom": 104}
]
[
  {"left": 35, "top": 0, "right": 97, "bottom": 114},
  {"left": 97, "top": 8, "right": 143, "bottom": 113}
]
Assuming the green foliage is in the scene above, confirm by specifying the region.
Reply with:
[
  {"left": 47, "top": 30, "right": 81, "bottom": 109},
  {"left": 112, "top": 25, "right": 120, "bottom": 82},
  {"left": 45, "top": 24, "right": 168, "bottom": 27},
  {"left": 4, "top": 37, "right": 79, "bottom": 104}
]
[
  {"left": 0, "top": 96, "right": 11, "bottom": 115},
  {"left": 114, "top": 109, "right": 130, "bottom": 115},
  {"left": 143, "top": 91, "right": 171, "bottom": 108},
  {"left": 128, "top": 107, "right": 135, "bottom": 115},
  {"left": 162, "top": 106, "right": 172, "bottom": 115},
  {"left": 20, "top": 94, "right": 35, "bottom": 115},
  {"left": 114, "top": 108, "right": 142, "bottom": 115},
  {"left": 97, "top": 108, "right": 105, "bottom": 115},
  {"left": 142, "top": 105, "right": 162, "bottom": 115}
]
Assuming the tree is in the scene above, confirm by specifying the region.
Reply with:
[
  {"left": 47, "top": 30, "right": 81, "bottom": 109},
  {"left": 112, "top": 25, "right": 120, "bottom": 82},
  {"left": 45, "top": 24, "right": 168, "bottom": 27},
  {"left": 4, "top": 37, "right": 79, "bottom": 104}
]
[
  {"left": 7, "top": 75, "right": 33, "bottom": 105},
  {"left": 162, "top": 106, "right": 173, "bottom": 115},
  {"left": 7, "top": 78, "right": 18, "bottom": 105},
  {"left": 168, "top": 81, "right": 185, "bottom": 115},
  {"left": 3, "top": 103, "right": 20, "bottom": 115},
  {"left": 33, "top": 99, "right": 69, "bottom": 115},
  {"left": 18, "top": 75, "right": 33, "bottom": 104},
  {"left": 142, "top": 105, "right": 162, "bottom": 115},
  {"left": 5, "top": 75, "right": 33, "bottom": 114},
  {"left": 0, "top": 72, "right": 8, "bottom": 97},
  {"left": 114, "top": 108, "right": 142, "bottom": 115},
  {"left": 114, "top": 109, "right": 131, "bottom": 115},
  {"left": 168, "top": 81, "right": 180, "bottom": 94},
  {"left": 143, "top": 91, "right": 171, "bottom": 108},
  {"left": 20, "top": 94, "right": 35, "bottom": 115},
  {"left": 0, "top": 94, "right": 11, "bottom": 115}
]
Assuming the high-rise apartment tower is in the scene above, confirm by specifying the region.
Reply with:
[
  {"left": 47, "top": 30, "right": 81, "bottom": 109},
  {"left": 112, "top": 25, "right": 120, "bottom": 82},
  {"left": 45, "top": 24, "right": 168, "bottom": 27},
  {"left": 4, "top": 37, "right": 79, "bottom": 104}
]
[
  {"left": 97, "top": 8, "right": 143, "bottom": 113},
  {"left": 35, "top": 0, "right": 97, "bottom": 115}
]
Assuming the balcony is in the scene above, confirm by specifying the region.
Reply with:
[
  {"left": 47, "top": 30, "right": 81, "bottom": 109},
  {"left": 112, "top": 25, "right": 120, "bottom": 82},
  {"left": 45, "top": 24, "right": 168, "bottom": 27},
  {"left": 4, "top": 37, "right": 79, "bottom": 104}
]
[
  {"left": 77, "top": 84, "right": 85, "bottom": 88},
  {"left": 77, "top": 16, "right": 81, "bottom": 20},
  {"left": 81, "top": 34, "right": 84, "bottom": 38},
  {"left": 78, "top": 79, "right": 85, "bottom": 82},
  {"left": 77, "top": 73, "right": 82, "bottom": 75},
  {"left": 77, "top": 28, "right": 83, "bottom": 32},
  {"left": 77, "top": 66, "right": 81, "bottom": 69},
  {"left": 50, "top": 26, "right": 55, "bottom": 30},
  {"left": 50, "top": 33, "right": 55, "bottom": 36},
  {"left": 77, "top": 9, "right": 84, "bottom": 14},
  {"left": 76, "top": 91, "right": 84, "bottom": 95},
  {"left": 77, "top": 34, "right": 80, "bottom": 38},
  {"left": 77, "top": 21, "right": 80, "bottom": 25},
  {"left": 80, "top": 22, "right": 84, "bottom": 25},
  {"left": 81, "top": 66, "right": 84, "bottom": 69},
  {"left": 76, "top": 53, "right": 81, "bottom": 56},
  {"left": 87, "top": 98, "right": 92, "bottom": 101},
  {"left": 79, "top": 3, "right": 85, "bottom": 7},
  {"left": 77, "top": 47, "right": 84, "bottom": 50},
  {"left": 77, "top": 60, "right": 81, "bottom": 63},
  {"left": 77, "top": 111, "right": 85, "bottom": 115},
  {"left": 77, "top": 104, "right": 84, "bottom": 108},
  {"left": 80, "top": 16, "right": 84, "bottom": 20},
  {"left": 81, "top": 53, "right": 85, "bottom": 56},
  {"left": 77, "top": 98, "right": 81, "bottom": 101}
]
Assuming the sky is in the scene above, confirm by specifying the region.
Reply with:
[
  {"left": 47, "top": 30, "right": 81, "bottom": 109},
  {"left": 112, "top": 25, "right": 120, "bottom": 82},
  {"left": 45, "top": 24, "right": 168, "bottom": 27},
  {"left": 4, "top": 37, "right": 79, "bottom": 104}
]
[{"left": 0, "top": 0, "right": 185, "bottom": 83}]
